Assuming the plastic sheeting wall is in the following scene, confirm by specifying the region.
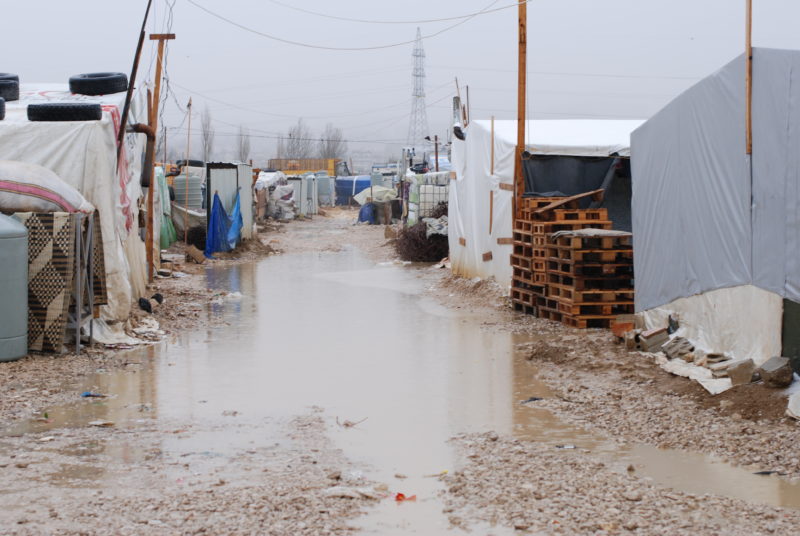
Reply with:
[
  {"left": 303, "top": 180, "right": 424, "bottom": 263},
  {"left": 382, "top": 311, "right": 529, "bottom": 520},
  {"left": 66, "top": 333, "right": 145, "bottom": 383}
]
[{"left": 632, "top": 48, "right": 800, "bottom": 313}]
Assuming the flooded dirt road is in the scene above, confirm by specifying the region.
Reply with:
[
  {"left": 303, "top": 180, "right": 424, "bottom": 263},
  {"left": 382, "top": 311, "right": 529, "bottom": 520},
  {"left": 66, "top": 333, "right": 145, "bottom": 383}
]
[{"left": 3, "top": 216, "right": 800, "bottom": 534}]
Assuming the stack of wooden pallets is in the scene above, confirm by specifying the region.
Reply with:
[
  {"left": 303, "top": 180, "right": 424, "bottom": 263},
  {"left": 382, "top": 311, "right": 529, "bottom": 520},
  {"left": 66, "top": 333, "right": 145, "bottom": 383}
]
[{"left": 510, "top": 190, "right": 634, "bottom": 329}]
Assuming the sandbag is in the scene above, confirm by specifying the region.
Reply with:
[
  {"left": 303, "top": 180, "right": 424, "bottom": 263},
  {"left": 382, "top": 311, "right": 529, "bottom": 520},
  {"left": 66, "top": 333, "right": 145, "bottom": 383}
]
[{"left": 0, "top": 160, "right": 94, "bottom": 213}]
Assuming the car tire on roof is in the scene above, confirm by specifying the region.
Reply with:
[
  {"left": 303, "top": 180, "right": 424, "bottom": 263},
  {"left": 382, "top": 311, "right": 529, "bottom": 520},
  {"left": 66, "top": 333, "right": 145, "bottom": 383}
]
[
  {"left": 0, "top": 79, "right": 19, "bottom": 102},
  {"left": 176, "top": 159, "right": 205, "bottom": 168},
  {"left": 0, "top": 98, "right": 5, "bottom": 121},
  {"left": 27, "top": 103, "right": 103, "bottom": 122},
  {"left": 0, "top": 73, "right": 19, "bottom": 82},
  {"left": 69, "top": 72, "right": 128, "bottom": 96}
]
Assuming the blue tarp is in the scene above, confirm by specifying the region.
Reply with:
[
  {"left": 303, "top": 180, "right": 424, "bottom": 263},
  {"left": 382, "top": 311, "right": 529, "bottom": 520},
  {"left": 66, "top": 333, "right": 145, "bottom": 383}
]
[{"left": 205, "top": 191, "right": 243, "bottom": 258}]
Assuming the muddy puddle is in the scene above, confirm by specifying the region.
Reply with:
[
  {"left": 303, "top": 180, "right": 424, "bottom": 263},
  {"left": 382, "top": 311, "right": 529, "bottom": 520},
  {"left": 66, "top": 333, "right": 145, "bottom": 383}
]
[{"left": 5, "top": 247, "right": 800, "bottom": 532}]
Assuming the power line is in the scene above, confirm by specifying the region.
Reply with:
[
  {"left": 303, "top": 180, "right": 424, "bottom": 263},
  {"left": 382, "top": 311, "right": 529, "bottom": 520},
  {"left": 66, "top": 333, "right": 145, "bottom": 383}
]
[
  {"left": 185, "top": 0, "right": 500, "bottom": 51},
  {"left": 167, "top": 125, "right": 407, "bottom": 146},
  {"left": 428, "top": 64, "right": 700, "bottom": 81},
  {"left": 267, "top": 0, "right": 530, "bottom": 25}
]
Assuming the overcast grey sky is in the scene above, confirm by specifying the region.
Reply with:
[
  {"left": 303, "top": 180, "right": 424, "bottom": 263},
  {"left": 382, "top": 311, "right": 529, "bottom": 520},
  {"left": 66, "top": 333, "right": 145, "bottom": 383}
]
[{"left": 5, "top": 0, "right": 800, "bottom": 165}]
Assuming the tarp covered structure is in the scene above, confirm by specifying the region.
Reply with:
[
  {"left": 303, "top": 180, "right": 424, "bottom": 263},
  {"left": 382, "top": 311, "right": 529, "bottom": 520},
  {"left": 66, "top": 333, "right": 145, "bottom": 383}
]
[
  {"left": 0, "top": 84, "right": 148, "bottom": 322},
  {"left": 449, "top": 119, "right": 643, "bottom": 288},
  {"left": 631, "top": 48, "right": 800, "bottom": 363}
]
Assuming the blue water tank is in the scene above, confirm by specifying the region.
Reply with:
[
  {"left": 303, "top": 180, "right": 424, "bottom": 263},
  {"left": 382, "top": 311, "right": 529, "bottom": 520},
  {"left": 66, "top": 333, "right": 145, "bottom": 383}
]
[
  {"left": 335, "top": 176, "right": 372, "bottom": 205},
  {"left": 0, "top": 215, "right": 28, "bottom": 362}
]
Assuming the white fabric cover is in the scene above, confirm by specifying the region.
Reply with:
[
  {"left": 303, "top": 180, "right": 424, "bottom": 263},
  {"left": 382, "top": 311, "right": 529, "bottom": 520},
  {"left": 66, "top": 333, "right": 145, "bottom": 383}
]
[
  {"left": 632, "top": 48, "right": 800, "bottom": 312},
  {"left": 449, "top": 119, "right": 643, "bottom": 287},
  {"left": 0, "top": 84, "right": 147, "bottom": 321},
  {"left": 0, "top": 160, "right": 94, "bottom": 213},
  {"left": 642, "top": 285, "right": 782, "bottom": 366}
]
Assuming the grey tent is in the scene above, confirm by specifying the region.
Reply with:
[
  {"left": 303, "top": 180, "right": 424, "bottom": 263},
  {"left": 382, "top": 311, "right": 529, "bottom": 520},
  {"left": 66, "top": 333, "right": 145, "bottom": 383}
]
[{"left": 631, "top": 48, "right": 800, "bottom": 364}]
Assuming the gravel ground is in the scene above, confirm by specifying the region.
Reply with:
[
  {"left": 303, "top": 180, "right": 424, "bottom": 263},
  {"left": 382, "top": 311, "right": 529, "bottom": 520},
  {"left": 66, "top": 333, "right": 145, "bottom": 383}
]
[
  {"left": 0, "top": 411, "right": 380, "bottom": 535},
  {"left": 442, "top": 433, "right": 800, "bottom": 535}
]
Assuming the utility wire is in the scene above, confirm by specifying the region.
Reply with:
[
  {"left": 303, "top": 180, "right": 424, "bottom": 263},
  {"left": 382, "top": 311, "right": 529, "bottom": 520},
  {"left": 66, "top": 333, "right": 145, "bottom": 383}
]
[
  {"left": 267, "top": 0, "right": 529, "bottom": 25},
  {"left": 185, "top": 0, "right": 500, "bottom": 51}
]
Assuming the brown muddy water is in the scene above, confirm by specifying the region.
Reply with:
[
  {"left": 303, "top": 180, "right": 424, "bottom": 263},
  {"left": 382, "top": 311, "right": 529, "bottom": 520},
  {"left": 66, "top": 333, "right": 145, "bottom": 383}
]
[{"left": 6, "top": 247, "right": 800, "bottom": 533}]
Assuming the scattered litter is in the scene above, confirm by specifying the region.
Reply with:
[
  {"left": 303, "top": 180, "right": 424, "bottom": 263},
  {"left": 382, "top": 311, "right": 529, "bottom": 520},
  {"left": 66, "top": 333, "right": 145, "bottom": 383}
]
[
  {"left": 172, "top": 271, "right": 189, "bottom": 278},
  {"left": 224, "top": 291, "right": 243, "bottom": 301},
  {"left": 395, "top": 492, "right": 417, "bottom": 502},
  {"left": 81, "top": 391, "right": 107, "bottom": 398},
  {"left": 324, "top": 486, "right": 382, "bottom": 500},
  {"left": 520, "top": 396, "right": 543, "bottom": 404},
  {"left": 394, "top": 473, "right": 407, "bottom": 479},
  {"left": 556, "top": 444, "right": 576, "bottom": 450},
  {"left": 423, "top": 470, "right": 448, "bottom": 478},
  {"left": 753, "top": 470, "right": 786, "bottom": 476},
  {"left": 221, "top": 410, "right": 239, "bottom": 417},
  {"left": 336, "top": 417, "right": 368, "bottom": 428},
  {"left": 104, "top": 344, "right": 134, "bottom": 350},
  {"left": 38, "top": 436, "right": 54, "bottom": 443},
  {"left": 88, "top": 420, "right": 114, "bottom": 427}
]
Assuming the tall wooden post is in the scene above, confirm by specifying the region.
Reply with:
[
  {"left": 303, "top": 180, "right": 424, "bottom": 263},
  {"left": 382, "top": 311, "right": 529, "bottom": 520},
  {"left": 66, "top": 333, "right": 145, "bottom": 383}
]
[
  {"left": 745, "top": 0, "right": 753, "bottom": 155},
  {"left": 514, "top": 1, "right": 527, "bottom": 219},
  {"left": 434, "top": 135, "right": 439, "bottom": 172},
  {"left": 146, "top": 33, "right": 176, "bottom": 283},
  {"left": 183, "top": 98, "right": 193, "bottom": 244}
]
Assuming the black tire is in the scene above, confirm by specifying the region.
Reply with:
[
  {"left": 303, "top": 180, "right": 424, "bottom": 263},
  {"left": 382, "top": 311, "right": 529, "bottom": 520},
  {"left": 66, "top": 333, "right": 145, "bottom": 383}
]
[
  {"left": 0, "top": 73, "right": 19, "bottom": 82},
  {"left": 0, "top": 98, "right": 4, "bottom": 121},
  {"left": 176, "top": 159, "right": 205, "bottom": 168},
  {"left": 0, "top": 79, "right": 19, "bottom": 102},
  {"left": 27, "top": 103, "right": 103, "bottom": 122},
  {"left": 168, "top": 185, "right": 176, "bottom": 202},
  {"left": 69, "top": 72, "right": 128, "bottom": 96}
]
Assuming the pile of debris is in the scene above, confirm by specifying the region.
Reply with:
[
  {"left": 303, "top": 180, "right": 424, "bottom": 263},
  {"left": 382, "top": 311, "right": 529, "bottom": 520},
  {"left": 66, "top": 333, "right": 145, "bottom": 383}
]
[
  {"left": 511, "top": 190, "right": 634, "bottom": 329},
  {"left": 620, "top": 320, "right": 795, "bottom": 396}
]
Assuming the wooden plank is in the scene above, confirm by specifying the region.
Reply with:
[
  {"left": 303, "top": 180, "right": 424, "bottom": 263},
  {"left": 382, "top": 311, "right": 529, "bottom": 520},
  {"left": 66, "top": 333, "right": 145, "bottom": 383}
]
[
  {"left": 482, "top": 251, "right": 493, "bottom": 262},
  {"left": 499, "top": 183, "right": 514, "bottom": 192},
  {"left": 533, "top": 189, "right": 606, "bottom": 216},
  {"left": 497, "top": 237, "right": 514, "bottom": 245}
]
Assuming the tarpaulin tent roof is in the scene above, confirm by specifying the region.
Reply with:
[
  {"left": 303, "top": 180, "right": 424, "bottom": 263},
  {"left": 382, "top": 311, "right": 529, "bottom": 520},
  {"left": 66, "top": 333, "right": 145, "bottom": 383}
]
[
  {"left": 449, "top": 119, "right": 644, "bottom": 288},
  {"left": 631, "top": 48, "right": 800, "bottom": 363},
  {"left": 0, "top": 83, "right": 148, "bottom": 322},
  {"left": 482, "top": 119, "right": 645, "bottom": 158}
]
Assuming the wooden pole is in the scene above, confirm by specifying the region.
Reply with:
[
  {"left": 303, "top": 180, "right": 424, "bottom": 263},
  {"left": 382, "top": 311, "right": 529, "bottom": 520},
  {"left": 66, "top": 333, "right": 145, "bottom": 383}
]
[
  {"left": 490, "top": 115, "right": 495, "bottom": 235},
  {"left": 513, "top": 0, "right": 527, "bottom": 220},
  {"left": 183, "top": 98, "right": 193, "bottom": 243},
  {"left": 434, "top": 135, "right": 439, "bottom": 172},
  {"left": 490, "top": 116, "right": 495, "bottom": 175},
  {"left": 145, "top": 33, "right": 176, "bottom": 283},
  {"left": 746, "top": 0, "right": 753, "bottom": 155}
]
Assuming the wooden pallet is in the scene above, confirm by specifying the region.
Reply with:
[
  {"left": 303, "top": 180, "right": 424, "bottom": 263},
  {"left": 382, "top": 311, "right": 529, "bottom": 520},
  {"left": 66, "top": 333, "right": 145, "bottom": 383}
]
[
  {"left": 552, "top": 208, "right": 608, "bottom": 221},
  {"left": 546, "top": 260, "right": 634, "bottom": 278},
  {"left": 555, "top": 301, "right": 635, "bottom": 316},
  {"left": 551, "top": 234, "right": 632, "bottom": 250},
  {"left": 513, "top": 230, "right": 533, "bottom": 244},
  {"left": 547, "top": 283, "right": 634, "bottom": 304},
  {"left": 512, "top": 301, "right": 536, "bottom": 316},
  {"left": 532, "top": 221, "right": 612, "bottom": 235},
  {"left": 546, "top": 272, "right": 634, "bottom": 291},
  {"left": 545, "top": 245, "right": 633, "bottom": 263},
  {"left": 510, "top": 254, "right": 532, "bottom": 270}
]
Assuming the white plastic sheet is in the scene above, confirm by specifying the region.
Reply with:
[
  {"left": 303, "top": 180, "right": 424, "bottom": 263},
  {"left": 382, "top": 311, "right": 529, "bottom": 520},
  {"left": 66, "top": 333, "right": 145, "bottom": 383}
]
[{"left": 0, "top": 84, "right": 147, "bottom": 321}]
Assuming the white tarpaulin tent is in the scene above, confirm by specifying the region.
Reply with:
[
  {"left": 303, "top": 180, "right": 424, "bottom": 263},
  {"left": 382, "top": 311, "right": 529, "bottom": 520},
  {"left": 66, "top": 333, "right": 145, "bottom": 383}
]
[
  {"left": 630, "top": 48, "right": 800, "bottom": 364},
  {"left": 0, "top": 83, "right": 148, "bottom": 323},
  {"left": 449, "top": 119, "right": 644, "bottom": 288}
]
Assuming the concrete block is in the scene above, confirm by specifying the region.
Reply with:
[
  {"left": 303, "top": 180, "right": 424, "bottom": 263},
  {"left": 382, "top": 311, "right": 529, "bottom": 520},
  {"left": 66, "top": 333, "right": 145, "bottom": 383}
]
[
  {"left": 758, "top": 356, "right": 793, "bottom": 388},
  {"left": 727, "top": 358, "right": 756, "bottom": 386},
  {"left": 638, "top": 328, "right": 669, "bottom": 353},
  {"left": 662, "top": 337, "right": 694, "bottom": 360}
]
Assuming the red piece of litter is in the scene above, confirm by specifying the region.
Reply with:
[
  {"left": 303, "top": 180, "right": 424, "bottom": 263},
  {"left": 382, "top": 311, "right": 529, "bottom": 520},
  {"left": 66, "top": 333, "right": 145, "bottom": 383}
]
[{"left": 395, "top": 493, "right": 417, "bottom": 502}]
